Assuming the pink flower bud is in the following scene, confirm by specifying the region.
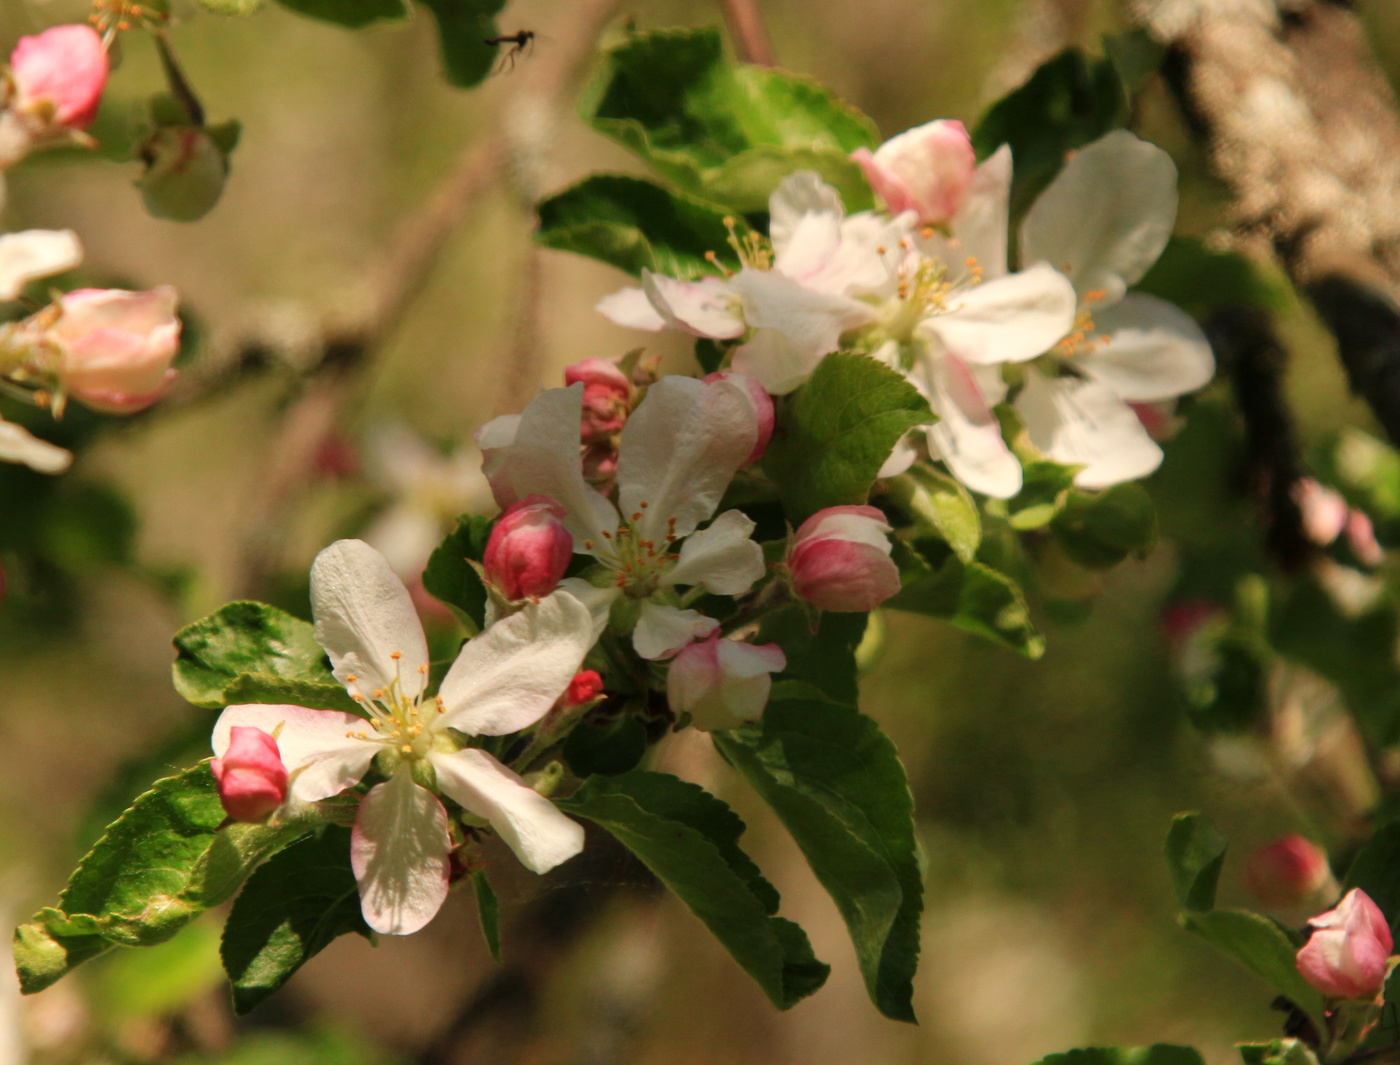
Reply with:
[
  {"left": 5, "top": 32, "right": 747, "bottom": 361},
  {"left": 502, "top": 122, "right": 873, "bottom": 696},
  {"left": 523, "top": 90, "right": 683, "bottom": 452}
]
[
  {"left": 1296, "top": 888, "right": 1394, "bottom": 1000},
  {"left": 667, "top": 633, "right": 785, "bottom": 732},
  {"left": 1294, "top": 478, "right": 1349, "bottom": 547},
  {"left": 482, "top": 494, "right": 574, "bottom": 601},
  {"left": 567, "top": 670, "right": 604, "bottom": 706},
  {"left": 566, "top": 357, "right": 632, "bottom": 441},
  {"left": 704, "top": 370, "right": 773, "bottom": 465},
  {"left": 1244, "top": 835, "right": 1332, "bottom": 908},
  {"left": 211, "top": 726, "right": 288, "bottom": 823},
  {"left": 9, "top": 25, "right": 108, "bottom": 130},
  {"left": 54, "top": 286, "right": 181, "bottom": 414},
  {"left": 1347, "top": 510, "right": 1385, "bottom": 568},
  {"left": 851, "top": 119, "right": 976, "bottom": 225},
  {"left": 787, "top": 505, "right": 901, "bottom": 612}
]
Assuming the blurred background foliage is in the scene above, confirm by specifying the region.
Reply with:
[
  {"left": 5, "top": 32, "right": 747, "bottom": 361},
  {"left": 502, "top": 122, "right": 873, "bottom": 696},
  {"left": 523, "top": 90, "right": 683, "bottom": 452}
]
[{"left": 7, "top": 0, "right": 1400, "bottom": 1062}]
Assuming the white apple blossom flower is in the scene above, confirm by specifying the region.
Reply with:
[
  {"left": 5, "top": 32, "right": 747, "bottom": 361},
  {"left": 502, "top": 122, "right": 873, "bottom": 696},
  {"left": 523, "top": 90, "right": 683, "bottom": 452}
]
[
  {"left": 1013, "top": 130, "right": 1215, "bottom": 488},
  {"left": 597, "top": 170, "right": 1078, "bottom": 498},
  {"left": 478, "top": 376, "right": 766, "bottom": 660},
  {"left": 211, "top": 539, "right": 594, "bottom": 935}
]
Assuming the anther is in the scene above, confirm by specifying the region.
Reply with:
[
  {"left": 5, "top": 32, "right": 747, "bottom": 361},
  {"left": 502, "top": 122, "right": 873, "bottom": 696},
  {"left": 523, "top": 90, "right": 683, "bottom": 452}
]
[
  {"left": 922, "top": 226, "right": 935, "bottom": 239},
  {"left": 601, "top": 530, "right": 612, "bottom": 539},
  {"left": 639, "top": 501, "right": 649, "bottom": 509},
  {"left": 400, "top": 744, "right": 413, "bottom": 755},
  {"left": 390, "top": 651, "right": 402, "bottom": 660},
  {"left": 418, "top": 664, "right": 427, "bottom": 675}
]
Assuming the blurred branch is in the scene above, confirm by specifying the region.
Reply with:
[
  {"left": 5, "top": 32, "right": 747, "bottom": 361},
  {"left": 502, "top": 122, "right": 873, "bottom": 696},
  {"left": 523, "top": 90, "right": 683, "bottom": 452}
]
[
  {"left": 1131, "top": 0, "right": 1400, "bottom": 446},
  {"left": 720, "top": 0, "right": 776, "bottom": 65}
]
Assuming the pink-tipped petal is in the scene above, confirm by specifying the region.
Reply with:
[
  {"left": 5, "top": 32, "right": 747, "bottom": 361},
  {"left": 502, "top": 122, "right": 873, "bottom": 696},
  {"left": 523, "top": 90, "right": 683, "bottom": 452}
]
[{"left": 350, "top": 769, "right": 452, "bottom": 936}]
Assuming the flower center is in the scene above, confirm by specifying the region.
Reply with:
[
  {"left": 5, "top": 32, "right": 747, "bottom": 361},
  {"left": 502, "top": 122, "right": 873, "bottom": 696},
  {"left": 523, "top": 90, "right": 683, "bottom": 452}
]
[
  {"left": 343, "top": 654, "right": 444, "bottom": 763},
  {"left": 1052, "top": 291, "right": 1112, "bottom": 360},
  {"left": 581, "top": 501, "right": 681, "bottom": 599},
  {"left": 865, "top": 240, "right": 984, "bottom": 350}
]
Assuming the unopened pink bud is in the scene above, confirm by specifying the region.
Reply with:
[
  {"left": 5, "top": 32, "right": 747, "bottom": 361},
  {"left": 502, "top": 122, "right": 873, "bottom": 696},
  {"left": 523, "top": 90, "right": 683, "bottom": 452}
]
[
  {"left": 1294, "top": 478, "right": 1348, "bottom": 547},
  {"left": 851, "top": 119, "right": 976, "bottom": 225},
  {"left": 1296, "top": 888, "right": 1393, "bottom": 1000},
  {"left": 566, "top": 357, "right": 632, "bottom": 441},
  {"left": 704, "top": 370, "right": 773, "bottom": 464},
  {"left": 483, "top": 494, "right": 574, "bottom": 601},
  {"left": 1244, "top": 835, "right": 1332, "bottom": 908},
  {"left": 787, "top": 505, "right": 901, "bottom": 612},
  {"left": 667, "top": 633, "right": 785, "bottom": 732},
  {"left": 54, "top": 286, "right": 181, "bottom": 414},
  {"left": 211, "top": 726, "right": 288, "bottom": 823},
  {"left": 1347, "top": 510, "right": 1385, "bottom": 568},
  {"left": 9, "top": 25, "right": 108, "bottom": 130},
  {"left": 567, "top": 670, "right": 604, "bottom": 706}
]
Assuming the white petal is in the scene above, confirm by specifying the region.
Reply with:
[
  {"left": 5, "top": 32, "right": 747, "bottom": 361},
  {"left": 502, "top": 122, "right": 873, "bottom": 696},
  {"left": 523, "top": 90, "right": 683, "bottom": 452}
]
[
  {"left": 633, "top": 602, "right": 720, "bottom": 660},
  {"left": 0, "top": 229, "right": 82, "bottom": 301},
  {"left": 1078, "top": 292, "right": 1214, "bottom": 401},
  {"left": 1020, "top": 130, "right": 1177, "bottom": 302},
  {"left": 927, "top": 262, "right": 1078, "bottom": 365},
  {"left": 769, "top": 170, "right": 845, "bottom": 255},
  {"left": 487, "top": 383, "right": 620, "bottom": 547},
  {"left": 437, "top": 590, "right": 594, "bottom": 736},
  {"left": 558, "top": 577, "right": 619, "bottom": 645},
  {"left": 665, "top": 509, "right": 766, "bottom": 594},
  {"left": 642, "top": 271, "right": 745, "bottom": 339},
  {"left": 730, "top": 326, "right": 825, "bottom": 395},
  {"left": 350, "top": 768, "right": 451, "bottom": 935},
  {"left": 953, "top": 145, "right": 1012, "bottom": 279},
  {"left": 795, "top": 507, "right": 893, "bottom": 552},
  {"left": 926, "top": 354, "right": 1022, "bottom": 498},
  {"left": 616, "top": 376, "right": 755, "bottom": 542},
  {"left": 596, "top": 286, "right": 667, "bottom": 331},
  {"left": 1017, "top": 371, "right": 1163, "bottom": 488},
  {"left": 0, "top": 418, "right": 71, "bottom": 474},
  {"left": 878, "top": 433, "right": 919, "bottom": 478},
  {"left": 311, "top": 539, "right": 430, "bottom": 702},
  {"left": 431, "top": 747, "right": 585, "bottom": 874},
  {"left": 730, "top": 268, "right": 875, "bottom": 373},
  {"left": 213, "top": 703, "right": 376, "bottom": 804}
]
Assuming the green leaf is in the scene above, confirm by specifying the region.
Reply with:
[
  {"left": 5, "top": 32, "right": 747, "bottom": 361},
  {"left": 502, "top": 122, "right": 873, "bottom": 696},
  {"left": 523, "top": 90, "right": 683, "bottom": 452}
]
[
  {"left": 562, "top": 712, "right": 648, "bottom": 777},
  {"left": 558, "top": 771, "right": 828, "bottom": 1009},
  {"left": 889, "top": 552, "right": 1044, "bottom": 658},
  {"left": 763, "top": 352, "right": 933, "bottom": 523},
  {"left": 423, "top": 515, "right": 493, "bottom": 632},
  {"left": 713, "top": 698, "right": 922, "bottom": 1021},
  {"left": 473, "top": 870, "right": 501, "bottom": 963},
  {"left": 1165, "top": 812, "right": 1227, "bottom": 912},
  {"left": 1179, "top": 909, "right": 1327, "bottom": 1033},
  {"left": 417, "top": 0, "right": 507, "bottom": 88},
  {"left": 972, "top": 49, "right": 1126, "bottom": 222},
  {"left": 888, "top": 466, "right": 980, "bottom": 563},
  {"left": 535, "top": 174, "right": 740, "bottom": 280},
  {"left": 275, "top": 0, "right": 406, "bottom": 27},
  {"left": 172, "top": 601, "right": 359, "bottom": 714},
  {"left": 1033, "top": 1047, "right": 1206, "bottom": 1065},
  {"left": 1136, "top": 238, "right": 1289, "bottom": 320},
  {"left": 221, "top": 826, "right": 371, "bottom": 1014},
  {"left": 756, "top": 608, "right": 867, "bottom": 707},
  {"left": 195, "top": 0, "right": 266, "bottom": 13},
  {"left": 1344, "top": 822, "right": 1400, "bottom": 935},
  {"left": 582, "top": 27, "right": 877, "bottom": 212},
  {"left": 1051, "top": 482, "right": 1158, "bottom": 569},
  {"left": 14, "top": 763, "right": 321, "bottom": 993}
]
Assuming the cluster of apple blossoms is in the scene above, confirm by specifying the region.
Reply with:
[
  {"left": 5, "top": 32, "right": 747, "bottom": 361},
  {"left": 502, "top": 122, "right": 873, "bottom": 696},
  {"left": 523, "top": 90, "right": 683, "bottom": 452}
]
[{"left": 0, "top": 24, "right": 183, "bottom": 475}]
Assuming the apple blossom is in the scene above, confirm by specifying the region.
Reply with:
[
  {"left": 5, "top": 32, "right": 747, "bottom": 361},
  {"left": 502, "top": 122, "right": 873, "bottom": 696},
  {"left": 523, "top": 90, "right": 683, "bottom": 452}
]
[
  {"left": 211, "top": 539, "right": 594, "bottom": 935},
  {"left": 667, "top": 632, "right": 786, "bottom": 731},
  {"left": 483, "top": 495, "right": 574, "bottom": 601},
  {"left": 211, "top": 726, "right": 288, "bottom": 823},
  {"left": 0, "top": 418, "right": 69, "bottom": 474},
  {"left": 479, "top": 376, "right": 768, "bottom": 660},
  {"left": 8, "top": 26, "right": 107, "bottom": 130},
  {"left": 1243, "top": 834, "right": 1332, "bottom": 909},
  {"left": 786, "top": 505, "right": 901, "bottom": 612},
  {"left": 851, "top": 119, "right": 977, "bottom": 225},
  {"left": 1296, "top": 888, "right": 1394, "bottom": 1000},
  {"left": 1013, "top": 131, "right": 1215, "bottom": 488},
  {"left": 51, "top": 287, "right": 181, "bottom": 414}
]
